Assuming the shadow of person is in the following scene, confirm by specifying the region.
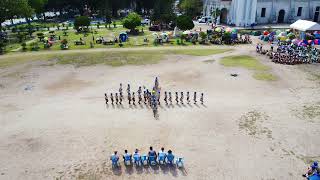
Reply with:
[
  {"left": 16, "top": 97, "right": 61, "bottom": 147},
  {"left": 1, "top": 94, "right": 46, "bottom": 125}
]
[
  {"left": 111, "top": 166, "right": 122, "bottom": 176},
  {"left": 119, "top": 104, "right": 124, "bottom": 109},
  {"left": 201, "top": 104, "right": 207, "bottom": 108},
  {"left": 139, "top": 103, "right": 143, "bottom": 109},
  {"left": 135, "top": 165, "right": 143, "bottom": 174},
  {"left": 112, "top": 104, "right": 115, "bottom": 109},
  {"left": 106, "top": 104, "right": 109, "bottom": 109},
  {"left": 178, "top": 167, "right": 188, "bottom": 176},
  {"left": 169, "top": 165, "right": 178, "bottom": 177},
  {"left": 187, "top": 103, "right": 192, "bottom": 108},
  {"left": 150, "top": 164, "right": 160, "bottom": 174},
  {"left": 159, "top": 164, "right": 169, "bottom": 174},
  {"left": 194, "top": 103, "right": 200, "bottom": 108},
  {"left": 176, "top": 104, "right": 181, "bottom": 108},
  {"left": 180, "top": 103, "right": 187, "bottom": 108},
  {"left": 143, "top": 165, "right": 151, "bottom": 174},
  {"left": 124, "top": 164, "right": 134, "bottom": 175}
]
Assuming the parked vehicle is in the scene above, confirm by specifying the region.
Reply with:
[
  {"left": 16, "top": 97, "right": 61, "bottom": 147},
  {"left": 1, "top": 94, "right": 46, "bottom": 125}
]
[{"left": 198, "top": 16, "right": 212, "bottom": 23}]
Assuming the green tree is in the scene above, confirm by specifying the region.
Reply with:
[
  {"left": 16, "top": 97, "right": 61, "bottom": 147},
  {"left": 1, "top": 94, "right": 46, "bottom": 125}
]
[
  {"left": 122, "top": 12, "right": 141, "bottom": 32},
  {"left": 28, "top": 0, "right": 48, "bottom": 20},
  {"left": 74, "top": 16, "right": 91, "bottom": 31},
  {"left": 152, "top": 0, "right": 176, "bottom": 25},
  {"left": 179, "top": 0, "right": 203, "bottom": 17},
  {"left": 0, "top": 0, "right": 33, "bottom": 31},
  {"left": 176, "top": 15, "right": 194, "bottom": 31}
]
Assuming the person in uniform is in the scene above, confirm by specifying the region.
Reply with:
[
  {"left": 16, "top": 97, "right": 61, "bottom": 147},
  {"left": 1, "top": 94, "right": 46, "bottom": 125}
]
[
  {"left": 132, "top": 92, "right": 136, "bottom": 105},
  {"left": 164, "top": 91, "right": 168, "bottom": 105},
  {"left": 110, "top": 93, "right": 114, "bottom": 105},
  {"left": 127, "top": 84, "right": 131, "bottom": 94},
  {"left": 168, "top": 92, "right": 172, "bottom": 104},
  {"left": 128, "top": 92, "right": 131, "bottom": 105},
  {"left": 186, "top": 91, "right": 190, "bottom": 104},
  {"left": 200, "top": 93, "right": 204, "bottom": 104},
  {"left": 143, "top": 90, "right": 147, "bottom": 104},
  {"left": 175, "top": 92, "right": 179, "bottom": 104},
  {"left": 115, "top": 93, "right": 119, "bottom": 104},
  {"left": 180, "top": 92, "right": 184, "bottom": 104},
  {"left": 105, "top": 93, "right": 108, "bottom": 104},
  {"left": 119, "top": 94, "right": 122, "bottom": 105},
  {"left": 193, "top": 92, "right": 197, "bottom": 104},
  {"left": 119, "top": 83, "right": 123, "bottom": 98},
  {"left": 138, "top": 92, "right": 142, "bottom": 104}
]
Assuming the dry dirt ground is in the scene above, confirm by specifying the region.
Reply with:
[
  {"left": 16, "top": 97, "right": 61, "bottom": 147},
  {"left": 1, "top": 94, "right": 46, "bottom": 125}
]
[{"left": 0, "top": 44, "right": 320, "bottom": 180}]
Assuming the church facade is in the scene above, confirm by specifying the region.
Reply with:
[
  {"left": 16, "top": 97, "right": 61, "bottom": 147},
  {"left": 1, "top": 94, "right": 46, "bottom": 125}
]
[{"left": 203, "top": 0, "right": 320, "bottom": 26}]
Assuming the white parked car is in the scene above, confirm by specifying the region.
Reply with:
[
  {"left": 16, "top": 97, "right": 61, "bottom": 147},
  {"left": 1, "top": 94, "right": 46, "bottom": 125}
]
[
  {"left": 198, "top": 16, "right": 212, "bottom": 23},
  {"left": 141, "top": 19, "right": 150, "bottom": 25}
]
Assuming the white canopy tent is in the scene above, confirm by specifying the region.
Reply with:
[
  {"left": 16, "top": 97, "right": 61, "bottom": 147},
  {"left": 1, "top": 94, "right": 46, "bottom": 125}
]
[{"left": 290, "top": 20, "right": 320, "bottom": 32}]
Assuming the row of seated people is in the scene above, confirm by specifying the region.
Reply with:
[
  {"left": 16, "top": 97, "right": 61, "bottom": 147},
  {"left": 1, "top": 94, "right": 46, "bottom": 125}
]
[{"left": 110, "top": 146, "right": 184, "bottom": 168}]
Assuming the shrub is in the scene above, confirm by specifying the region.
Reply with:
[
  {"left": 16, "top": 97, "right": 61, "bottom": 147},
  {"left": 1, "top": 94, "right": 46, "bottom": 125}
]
[
  {"left": 177, "top": 15, "right": 194, "bottom": 31},
  {"left": 74, "top": 16, "right": 91, "bottom": 31},
  {"left": 122, "top": 13, "right": 141, "bottom": 33},
  {"left": 61, "top": 39, "right": 68, "bottom": 45},
  {"left": 21, "top": 42, "right": 27, "bottom": 51},
  {"left": 30, "top": 42, "right": 39, "bottom": 51}
]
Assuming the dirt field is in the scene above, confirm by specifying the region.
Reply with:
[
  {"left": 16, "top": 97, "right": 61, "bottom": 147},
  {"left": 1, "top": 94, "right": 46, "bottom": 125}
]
[{"left": 0, "top": 44, "right": 319, "bottom": 180}]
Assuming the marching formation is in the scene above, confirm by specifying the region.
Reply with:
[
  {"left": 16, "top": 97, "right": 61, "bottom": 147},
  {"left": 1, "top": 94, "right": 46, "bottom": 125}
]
[
  {"left": 104, "top": 78, "right": 205, "bottom": 118},
  {"left": 256, "top": 43, "right": 320, "bottom": 65},
  {"left": 110, "top": 146, "right": 184, "bottom": 169}
]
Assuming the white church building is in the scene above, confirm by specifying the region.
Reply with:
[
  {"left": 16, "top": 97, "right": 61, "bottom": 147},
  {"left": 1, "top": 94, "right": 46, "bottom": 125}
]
[{"left": 203, "top": 0, "right": 320, "bottom": 26}]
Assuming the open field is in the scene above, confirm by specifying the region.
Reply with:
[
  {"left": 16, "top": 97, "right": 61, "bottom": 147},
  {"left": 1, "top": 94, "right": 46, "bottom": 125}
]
[{"left": 0, "top": 44, "right": 320, "bottom": 180}]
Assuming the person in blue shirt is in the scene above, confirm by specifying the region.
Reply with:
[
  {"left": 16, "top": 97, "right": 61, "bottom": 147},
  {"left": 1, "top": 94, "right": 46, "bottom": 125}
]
[
  {"left": 158, "top": 147, "right": 166, "bottom": 163},
  {"left": 133, "top": 149, "right": 141, "bottom": 164},
  {"left": 123, "top": 149, "right": 132, "bottom": 162},
  {"left": 166, "top": 150, "right": 175, "bottom": 164},
  {"left": 110, "top": 151, "right": 119, "bottom": 167},
  {"left": 148, "top": 146, "right": 157, "bottom": 164}
]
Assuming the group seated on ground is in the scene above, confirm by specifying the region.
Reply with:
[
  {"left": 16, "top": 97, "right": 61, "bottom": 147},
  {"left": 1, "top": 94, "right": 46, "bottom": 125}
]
[
  {"left": 110, "top": 146, "right": 184, "bottom": 168},
  {"left": 302, "top": 161, "right": 319, "bottom": 179},
  {"left": 256, "top": 43, "right": 320, "bottom": 65}
]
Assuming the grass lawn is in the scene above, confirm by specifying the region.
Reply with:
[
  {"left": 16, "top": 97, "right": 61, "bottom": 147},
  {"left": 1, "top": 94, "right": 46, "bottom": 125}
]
[
  {"left": 220, "top": 55, "right": 278, "bottom": 81},
  {"left": 0, "top": 47, "right": 230, "bottom": 68},
  {"left": 169, "top": 48, "right": 232, "bottom": 56},
  {"left": 253, "top": 72, "right": 278, "bottom": 81},
  {"left": 57, "top": 51, "right": 164, "bottom": 67},
  {"left": 220, "top": 55, "right": 269, "bottom": 71}
]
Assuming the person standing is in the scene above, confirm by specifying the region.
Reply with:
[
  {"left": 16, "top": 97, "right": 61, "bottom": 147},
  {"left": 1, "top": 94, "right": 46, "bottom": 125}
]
[
  {"left": 138, "top": 92, "right": 142, "bottom": 104},
  {"left": 127, "top": 84, "right": 131, "bottom": 94},
  {"left": 168, "top": 92, "right": 172, "bottom": 104},
  {"left": 180, "top": 92, "right": 184, "bottom": 104},
  {"left": 193, "top": 92, "right": 197, "bottom": 104},
  {"left": 186, "top": 91, "right": 190, "bottom": 104},
  {"left": 143, "top": 90, "right": 147, "bottom": 104},
  {"left": 110, "top": 93, "right": 114, "bottom": 105},
  {"left": 115, "top": 93, "right": 119, "bottom": 104},
  {"left": 175, "top": 92, "right": 179, "bottom": 104},
  {"left": 157, "top": 91, "right": 161, "bottom": 105},
  {"left": 164, "top": 91, "right": 168, "bottom": 105},
  {"left": 119, "top": 94, "right": 122, "bottom": 105},
  {"left": 132, "top": 92, "right": 136, "bottom": 105},
  {"left": 128, "top": 92, "right": 132, "bottom": 105},
  {"left": 104, "top": 93, "right": 108, "bottom": 104},
  {"left": 200, "top": 93, "right": 204, "bottom": 104},
  {"left": 119, "top": 83, "right": 123, "bottom": 98}
]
